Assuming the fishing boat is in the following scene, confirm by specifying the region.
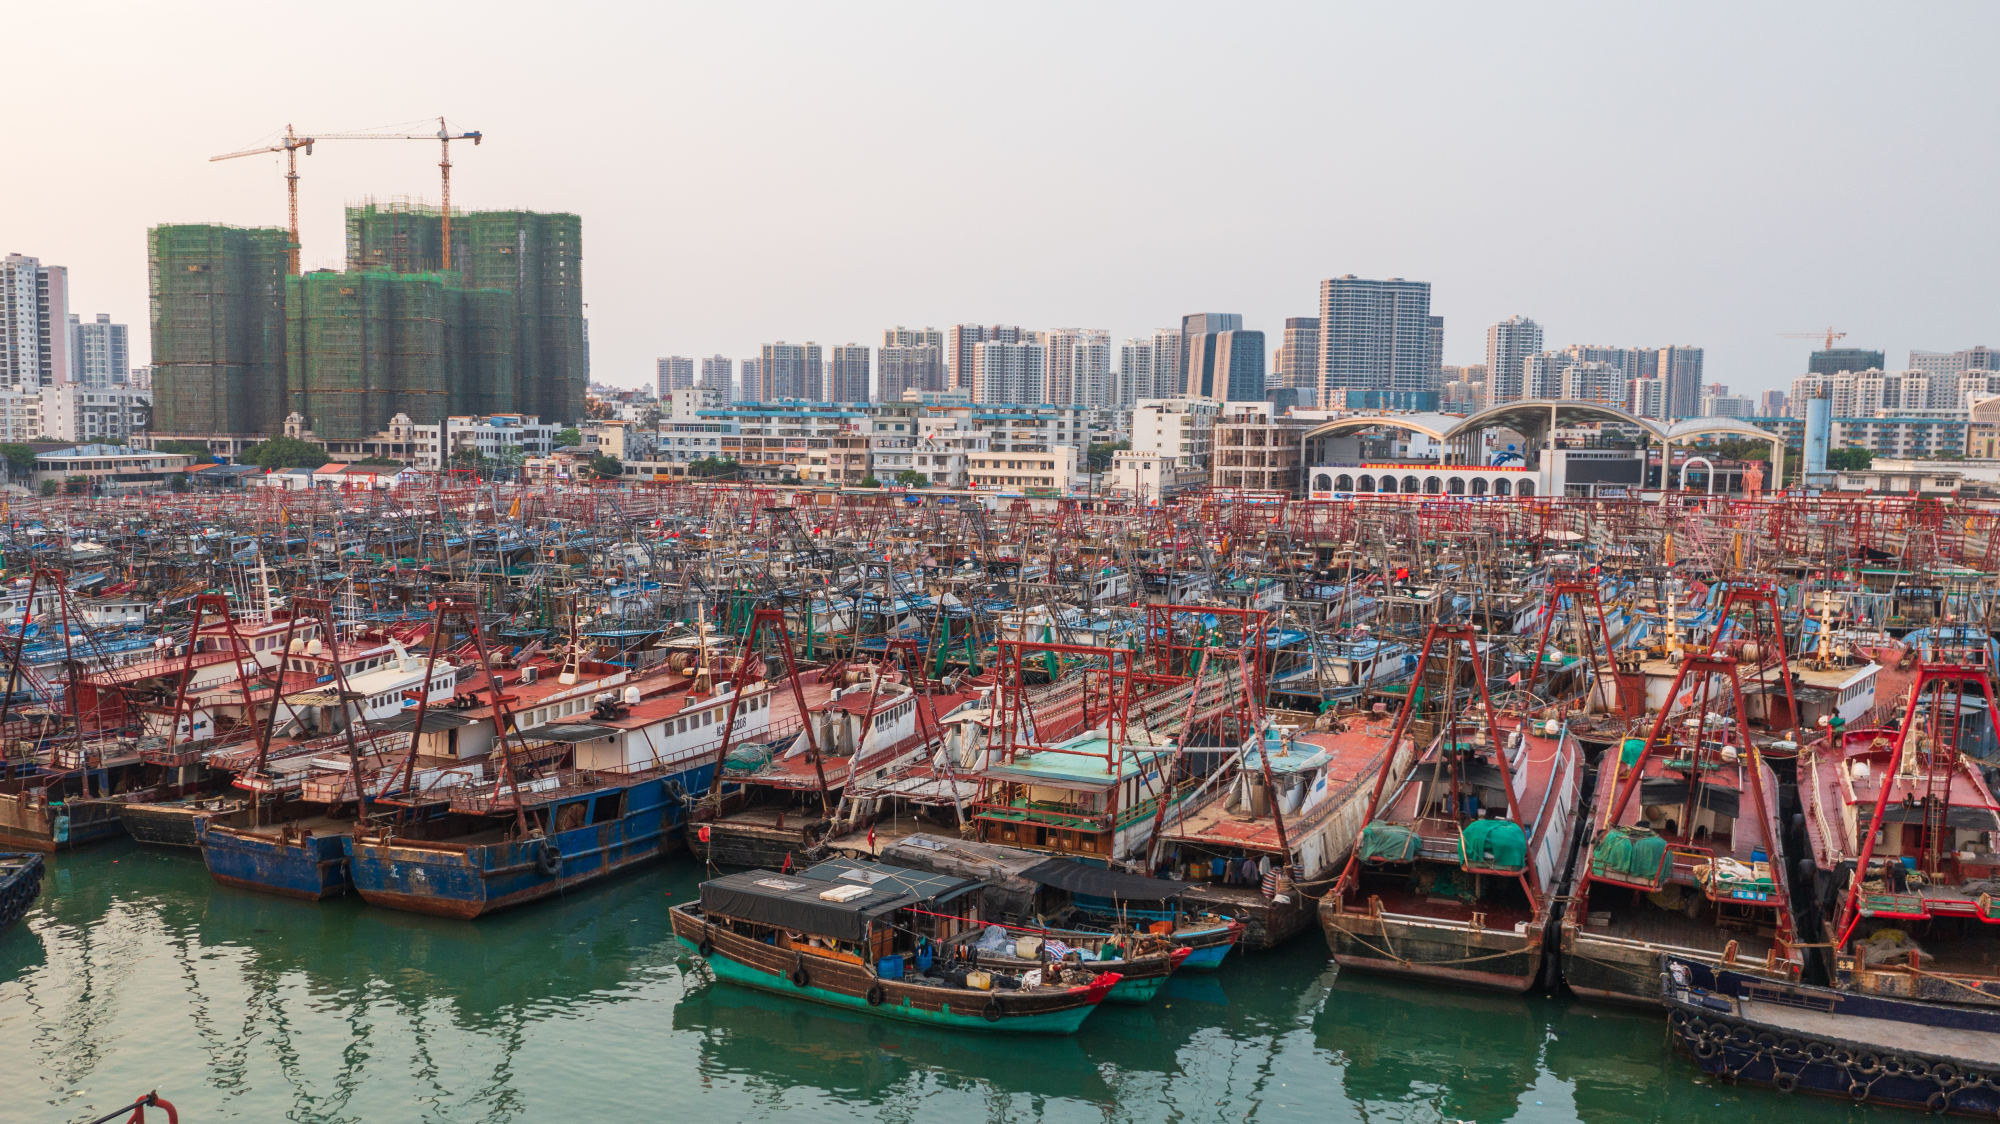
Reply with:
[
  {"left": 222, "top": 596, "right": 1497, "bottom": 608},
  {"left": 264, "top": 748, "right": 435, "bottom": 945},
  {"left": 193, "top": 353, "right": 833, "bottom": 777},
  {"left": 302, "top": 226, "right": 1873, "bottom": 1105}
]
[
  {"left": 1796, "top": 646, "right": 2000, "bottom": 1007},
  {"left": 1321, "top": 620, "right": 1585, "bottom": 992},
  {"left": 798, "top": 854, "right": 1189, "bottom": 1003},
  {"left": 1664, "top": 952, "right": 2000, "bottom": 1114},
  {"left": 1560, "top": 651, "right": 1802, "bottom": 1005},
  {"left": 1155, "top": 709, "right": 1420, "bottom": 950},
  {"left": 671, "top": 859, "right": 1124, "bottom": 1033}
]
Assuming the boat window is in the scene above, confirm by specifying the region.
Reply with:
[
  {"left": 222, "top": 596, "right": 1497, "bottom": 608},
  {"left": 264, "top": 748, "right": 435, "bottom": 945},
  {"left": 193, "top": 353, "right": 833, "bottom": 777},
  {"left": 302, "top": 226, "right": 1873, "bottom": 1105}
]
[{"left": 591, "top": 790, "right": 624, "bottom": 824}]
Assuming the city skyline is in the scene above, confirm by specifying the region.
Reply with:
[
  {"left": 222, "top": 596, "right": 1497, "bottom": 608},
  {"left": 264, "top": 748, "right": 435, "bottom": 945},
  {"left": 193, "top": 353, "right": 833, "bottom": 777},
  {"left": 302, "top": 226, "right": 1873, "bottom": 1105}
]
[{"left": 6, "top": 4, "right": 1997, "bottom": 400}]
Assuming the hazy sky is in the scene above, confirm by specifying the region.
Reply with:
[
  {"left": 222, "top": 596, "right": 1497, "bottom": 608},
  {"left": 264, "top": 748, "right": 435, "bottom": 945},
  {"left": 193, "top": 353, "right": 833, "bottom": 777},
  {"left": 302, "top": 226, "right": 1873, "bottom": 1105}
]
[{"left": 9, "top": 3, "right": 1997, "bottom": 396}]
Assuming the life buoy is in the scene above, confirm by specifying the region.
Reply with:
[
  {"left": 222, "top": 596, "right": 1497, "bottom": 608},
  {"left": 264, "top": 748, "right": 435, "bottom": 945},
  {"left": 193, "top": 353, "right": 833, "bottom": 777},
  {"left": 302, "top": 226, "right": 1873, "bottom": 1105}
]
[
  {"left": 792, "top": 956, "right": 809, "bottom": 988},
  {"left": 697, "top": 936, "right": 714, "bottom": 957},
  {"left": 699, "top": 824, "right": 712, "bottom": 844},
  {"left": 982, "top": 996, "right": 1002, "bottom": 1023},
  {"left": 536, "top": 840, "right": 562, "bottom": 876},
  {"left": 866, "top": 984, "right": 886, "bottom": 1006},
  {"left": 1925, "top": 1091, "right": 1949, "bottom": 1114},
  {"left": 1773, "top": 1071, "right": 1799, "bottom": 1093}
]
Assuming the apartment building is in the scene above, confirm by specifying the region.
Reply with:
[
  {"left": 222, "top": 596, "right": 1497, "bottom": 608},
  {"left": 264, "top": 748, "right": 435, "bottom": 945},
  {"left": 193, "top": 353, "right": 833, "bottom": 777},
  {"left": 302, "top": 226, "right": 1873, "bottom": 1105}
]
[
  {"left": 1210, "top": 401, "right": 1310, "bottom": 494},
  {"left": 1131, "top": 396, "right": 1221, "bottom": 468}
]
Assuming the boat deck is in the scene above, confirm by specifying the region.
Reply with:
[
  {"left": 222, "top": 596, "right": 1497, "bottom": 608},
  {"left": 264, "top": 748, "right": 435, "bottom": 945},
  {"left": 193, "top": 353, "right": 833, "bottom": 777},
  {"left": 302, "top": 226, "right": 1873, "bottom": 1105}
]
[
  {"left": 1742, "top": 996, "right": 2000, "bottom": 1068},
  {"left": 1580, "top": 892, "right": 1781, "bottom": 957}
]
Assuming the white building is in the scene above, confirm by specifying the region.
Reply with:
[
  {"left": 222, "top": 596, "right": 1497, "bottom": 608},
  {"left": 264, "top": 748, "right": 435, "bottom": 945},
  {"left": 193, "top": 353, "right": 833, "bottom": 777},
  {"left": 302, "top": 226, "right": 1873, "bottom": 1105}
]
[
  {"left": 1630, "top": 377, "right": 1669, "bottom": 421},
  {"left": 412, "top": 414, "right": 561, "bottom": 469},
  {"left": 967, "top": 443, "right": 1077, "bottom": 492},
  {"left": 1131, "top": 396, "right": 1221, "bottom": 468},
  {"left": 1, "top": 254, "right": 69, "bottom": 389},
  {"left": 971, "top": 339, "right": 1046, "bottom": 405},
  {"left": 1484, "top": 315, "right": 1542, "bottom": 404},
  {"left": 656, "top": 356, "right": 694, "bottom": 396},
  {"left": 0, "top": 385, "right": 45, "bottom": 441},
  {"left": 69, "top": 313, "right": 128, "bottom": 388},
  {"left": 41, "top": 385, "right": 148, "bottom": 443},
  {"left": 1045, "top": 328, "right": 1112, "bottom": 409},
  {"left": 1701, "top": 394, "right": 1755, "bottom": 418}
]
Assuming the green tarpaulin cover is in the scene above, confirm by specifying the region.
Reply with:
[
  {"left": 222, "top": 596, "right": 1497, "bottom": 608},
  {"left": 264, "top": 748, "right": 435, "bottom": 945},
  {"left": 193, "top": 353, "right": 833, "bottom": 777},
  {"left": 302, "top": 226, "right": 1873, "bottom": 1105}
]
[
  {"left": 1459, "top": 819, "right": 1528, "bottom": 872},
  {"left": 1358, "top": 821, "right": 1422, "bottom": 864}
]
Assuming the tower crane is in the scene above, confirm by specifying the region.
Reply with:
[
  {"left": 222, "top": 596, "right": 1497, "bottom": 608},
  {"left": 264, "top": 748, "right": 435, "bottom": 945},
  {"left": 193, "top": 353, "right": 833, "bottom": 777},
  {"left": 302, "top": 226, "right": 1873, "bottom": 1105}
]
[
  {"left": 210, "top": 124, "right": 314, "bottom": 275},
  {"left": 1778, "top": 328, "right": 1848, "bottom": 351},
  {"left": 308, "top": 118, "right": 483, "bottom": 270},
  {"left": 210, "top": 118, "right": 482, "bottom": 276}
]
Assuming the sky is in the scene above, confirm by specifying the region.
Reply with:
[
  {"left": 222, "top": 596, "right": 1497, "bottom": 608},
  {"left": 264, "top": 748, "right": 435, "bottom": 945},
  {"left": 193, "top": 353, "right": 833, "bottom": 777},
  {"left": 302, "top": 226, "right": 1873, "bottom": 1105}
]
[{"left": 8, "top": 2, "right": 1998, "bottom": 398}]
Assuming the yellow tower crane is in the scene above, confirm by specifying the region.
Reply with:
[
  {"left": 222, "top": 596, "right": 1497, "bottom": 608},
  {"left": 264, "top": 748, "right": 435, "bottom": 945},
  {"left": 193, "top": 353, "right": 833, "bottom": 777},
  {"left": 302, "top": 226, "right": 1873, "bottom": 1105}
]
[{"left": 209, "top": 124, "right": 315, "bottom": 275}]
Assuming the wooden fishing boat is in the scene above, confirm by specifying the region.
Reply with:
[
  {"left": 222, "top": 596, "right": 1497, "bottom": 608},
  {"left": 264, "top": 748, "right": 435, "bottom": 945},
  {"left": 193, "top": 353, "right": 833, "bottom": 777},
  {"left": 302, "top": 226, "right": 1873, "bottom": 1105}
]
[
  {"left": 671, "top": 860, "right": 1123, "bottom": 1033},
  {"left": 1560, "top": 652, "right": 1801, "bottom": 1005},
  {"left": 119, "top": 795, "right": 252, "bottom": 848},
  {"left": 1321, "top": 621, "right": 1585, "bottom": 993}
]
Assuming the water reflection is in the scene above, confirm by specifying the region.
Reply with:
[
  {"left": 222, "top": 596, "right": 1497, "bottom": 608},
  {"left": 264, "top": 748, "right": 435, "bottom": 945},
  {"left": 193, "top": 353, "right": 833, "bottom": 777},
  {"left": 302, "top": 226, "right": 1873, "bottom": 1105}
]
[{"left": 0, "top": 843, "right": 1902, "bottom": 1124}]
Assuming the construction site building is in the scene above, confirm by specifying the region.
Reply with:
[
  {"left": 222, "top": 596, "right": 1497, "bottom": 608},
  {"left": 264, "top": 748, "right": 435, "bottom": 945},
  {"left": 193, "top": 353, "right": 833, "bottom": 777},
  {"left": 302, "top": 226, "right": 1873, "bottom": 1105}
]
[
  {"left": 148, "top": 224, "right": 289, "bottom": 437},
  {"left": 346, "top": 200, "right": 587, "bottom": 426},
  {"left": 285, "top": 270, "right": 515, "bottom": 440}
]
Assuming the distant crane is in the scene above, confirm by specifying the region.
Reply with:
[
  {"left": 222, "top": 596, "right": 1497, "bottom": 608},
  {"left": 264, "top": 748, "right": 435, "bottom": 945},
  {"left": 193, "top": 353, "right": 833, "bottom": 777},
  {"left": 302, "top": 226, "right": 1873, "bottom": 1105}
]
[
  {"left": 210, "top": 124, "right": 315, "bottom": 275},
  {"left": 309, "top": 118, "right": 483, "bottom": 270},
  {"left": 1779, "top": 328, "right": 1848, "bottom": 351},
  {"left": 210, "top": 118, "right": 482, "bottom": 276}
]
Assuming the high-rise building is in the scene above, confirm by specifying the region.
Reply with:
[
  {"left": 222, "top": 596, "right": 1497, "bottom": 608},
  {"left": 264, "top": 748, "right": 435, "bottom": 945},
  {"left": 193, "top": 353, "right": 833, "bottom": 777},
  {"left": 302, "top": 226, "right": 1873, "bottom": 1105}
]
[
  {"left": 700, "top": 354, "right": 732, "bottom": 391},
  {"left": 1483, "top": 316, "right": 1542, "bottom": 404},
  {"left": 1630, "top": 378, "right": 1668, "bottom": 421},
  {"left": 1317, "top": 278, "right": 1433, "bottom": 400},
  {"left": 1701, "top": 394, "right": 1755, "bottom": 418},
  {"left": 1178, "top": 314, "right": 1241, "bottom": 397},
  {"left": 2, "top": 254, "right": 71, "bottom": 388},
  {"left": 656, "top": 356, "right": 694, "bottom": 397},
  {"left": 345, "top": 202, "right": 588, "bottom": 426},
  {"left": 1150, "top": 328, "right": 1181, "bottom": 403},
  {"left": 1659, "top": 345, "right": 1704, "bottom": 419},
  {"left": 148, "top": 225, "right": 289, "bottom": 436},
  {"left": 1759, "top": 388, "right": 1787, "bottom": 416},
  {"left": 1427, "top": 315, "right": 1445, "bottom": 393},
  {"left": 757, "top": 341, "right": 823, "bottom": 401},
  {"left": 1211, "top": 329, "right": 1266, "bottom": 402},
  {"left": 829, "top": 343, "right": 871, "bottom": 402},
  {"left": 70, "top": 313, "right": 128, "bottom": 388},
  {"left": 971, "top": 340, "right": 1045, "bottom": 404},
  {"left": 1045, "top": 328, "right": 1112, "bottom": 408},
  {"left": 1118, "top": 338, "right": 1153, "bottom": 407},
  {"left": 1910, "top": 347, "right": 2000, "bottom": 377},
  {"left": 737, "top": 358, "right": 759, "bottom": 402},
  {"left": 948, "top": 324, "right": 1030, "bottom": 389},
  {"left": 1807, "top": 349, "right": 1881, "bottom": 377},
  {"left": 1274, "top": 317, "right": 1321, "bottom": 402},
  {"left": 1441, "top": 364, "right": 1486, "bottom": 413},
  {"left": 879, "top": 329, "right": 944, "bottom": 402}
]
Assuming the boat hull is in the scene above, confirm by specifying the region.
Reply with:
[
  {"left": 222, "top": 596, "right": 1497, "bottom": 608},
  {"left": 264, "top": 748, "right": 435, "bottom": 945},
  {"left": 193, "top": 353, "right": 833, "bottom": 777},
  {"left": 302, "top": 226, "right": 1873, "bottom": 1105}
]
[
  {"left": 1322, "top": 905, "right": 1545, "bottom": 992},
  {"left": 0, "top": 852, "right": 43, "bottom": 933},
  {"left": 349, "top": 768, "right": 699, "bottom": 918},
  {"left": 199, "top": 822, "right": 352, "bottom": 900},
  {"left": 1561, "top": 931, "right": 1795, "bottom": 1007},
  {"left": 0, "top": 795, "right": 126, "bottom": 852},
  {"left": 120, "top": 800, "right": 250, "bottom": 849},
  {"left": 1665, "top": 955, "right": 2000, "bottom": 1115}
]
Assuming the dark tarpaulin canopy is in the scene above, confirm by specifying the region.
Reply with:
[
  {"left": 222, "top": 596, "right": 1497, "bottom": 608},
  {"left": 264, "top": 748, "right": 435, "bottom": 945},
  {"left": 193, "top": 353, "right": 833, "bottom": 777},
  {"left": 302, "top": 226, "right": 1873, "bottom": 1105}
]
[
  {"left": 796, "top": 857, "right": 982, "bottom": 905},
  {"left": 532, "top": 723, "right": 621, "bottom": 743},
  {"left": 1019, "top": 858, "right": 1187, "bottom": 902},
  {"left": 1639, "top": 779, "right": 1742, "bottom": 820},
  {"left": 1880, "top": 803, "right": 2000, "bottom": 831},
  {"left": 700, "top": 870, "right": 912, "bottom": 943},
  {"left": 370, "top": 710, "right": 474, "bottom": 733}
]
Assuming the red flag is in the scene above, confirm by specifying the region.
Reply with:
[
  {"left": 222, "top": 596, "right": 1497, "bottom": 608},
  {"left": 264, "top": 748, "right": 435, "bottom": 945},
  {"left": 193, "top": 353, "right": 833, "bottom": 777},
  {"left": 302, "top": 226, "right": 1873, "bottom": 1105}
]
[
  {"left": 1507, "top": 671, "right": 1522, "bottom": 685},
  {"left": 782, "top": 852, "right": 793, "bottom": 873}
]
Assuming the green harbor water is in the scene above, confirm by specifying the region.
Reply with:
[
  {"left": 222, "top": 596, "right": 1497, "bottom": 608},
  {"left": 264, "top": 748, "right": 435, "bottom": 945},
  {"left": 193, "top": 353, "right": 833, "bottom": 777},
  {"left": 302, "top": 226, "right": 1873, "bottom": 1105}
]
[{"left": 1, "top": 841, "right": 1885, "bottom": 1124}]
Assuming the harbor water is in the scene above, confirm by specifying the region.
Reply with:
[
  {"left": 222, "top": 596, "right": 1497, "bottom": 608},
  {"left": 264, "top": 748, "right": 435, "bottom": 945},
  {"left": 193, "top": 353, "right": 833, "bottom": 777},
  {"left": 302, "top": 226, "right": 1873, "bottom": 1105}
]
[{"left": 4, "top": 842, "right": 1875, "bottom": 1124}]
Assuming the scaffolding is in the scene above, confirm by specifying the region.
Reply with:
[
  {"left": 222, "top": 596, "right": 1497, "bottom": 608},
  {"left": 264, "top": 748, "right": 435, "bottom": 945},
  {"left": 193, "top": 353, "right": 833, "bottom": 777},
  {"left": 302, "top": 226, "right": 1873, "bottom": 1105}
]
[
  {"left": 147, "top": 223, "right": 289, "bottom": 436},
  {"left": 285, "top": 269, "right": 516, "bottom": 439}
]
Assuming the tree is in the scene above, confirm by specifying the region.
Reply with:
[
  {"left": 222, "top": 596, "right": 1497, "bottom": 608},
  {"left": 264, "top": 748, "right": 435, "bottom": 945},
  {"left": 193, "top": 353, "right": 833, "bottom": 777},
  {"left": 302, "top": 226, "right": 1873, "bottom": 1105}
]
[
  {"left": 0, "top": 444, "right": 35, "bottom": 480},
  {"left": 38, "top": 480, "right": 56, "bottom": 496},
  {"left": 151, "top": 439, "right": 214, "bottom": 461},
  {"left": 638, "top": 407, "right": 663, "bottom": 428},
  {"left": 687, "top": 456, "right": 739, "bottom": 479},
  {"left": 169, "top": 472, "right": 191, "bottom": 492},
  {"left": 1827, "top": 446, "right": 1874, "bottom": 471},
  {"left": 241, "top": 435, "right": 326, "bottom": 469},
  {"left": 555, "top": 427, "right": 582, "bottom": 448},
  {"left": 589, "top": 453, "right": 624, "bottom": 480},
  {"left": 895, "top": 470, "right": 928, "bottom": 488},
  {"left": 1087, "top": 440, "right": 1129, "bottom": 472},
  {"left": 859, "top": 476, "right": 882, "bottom": 488}
]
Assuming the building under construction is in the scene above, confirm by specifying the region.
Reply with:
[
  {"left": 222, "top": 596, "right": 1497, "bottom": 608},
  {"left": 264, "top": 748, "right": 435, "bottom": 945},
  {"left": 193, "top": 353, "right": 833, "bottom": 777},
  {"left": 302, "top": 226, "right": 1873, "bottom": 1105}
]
[
  {"left": 149, "top": 201, "right": 586, "bottom": 441},
  {"left": 147, "top": 223, "right": 290, "bottom": 437}
]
